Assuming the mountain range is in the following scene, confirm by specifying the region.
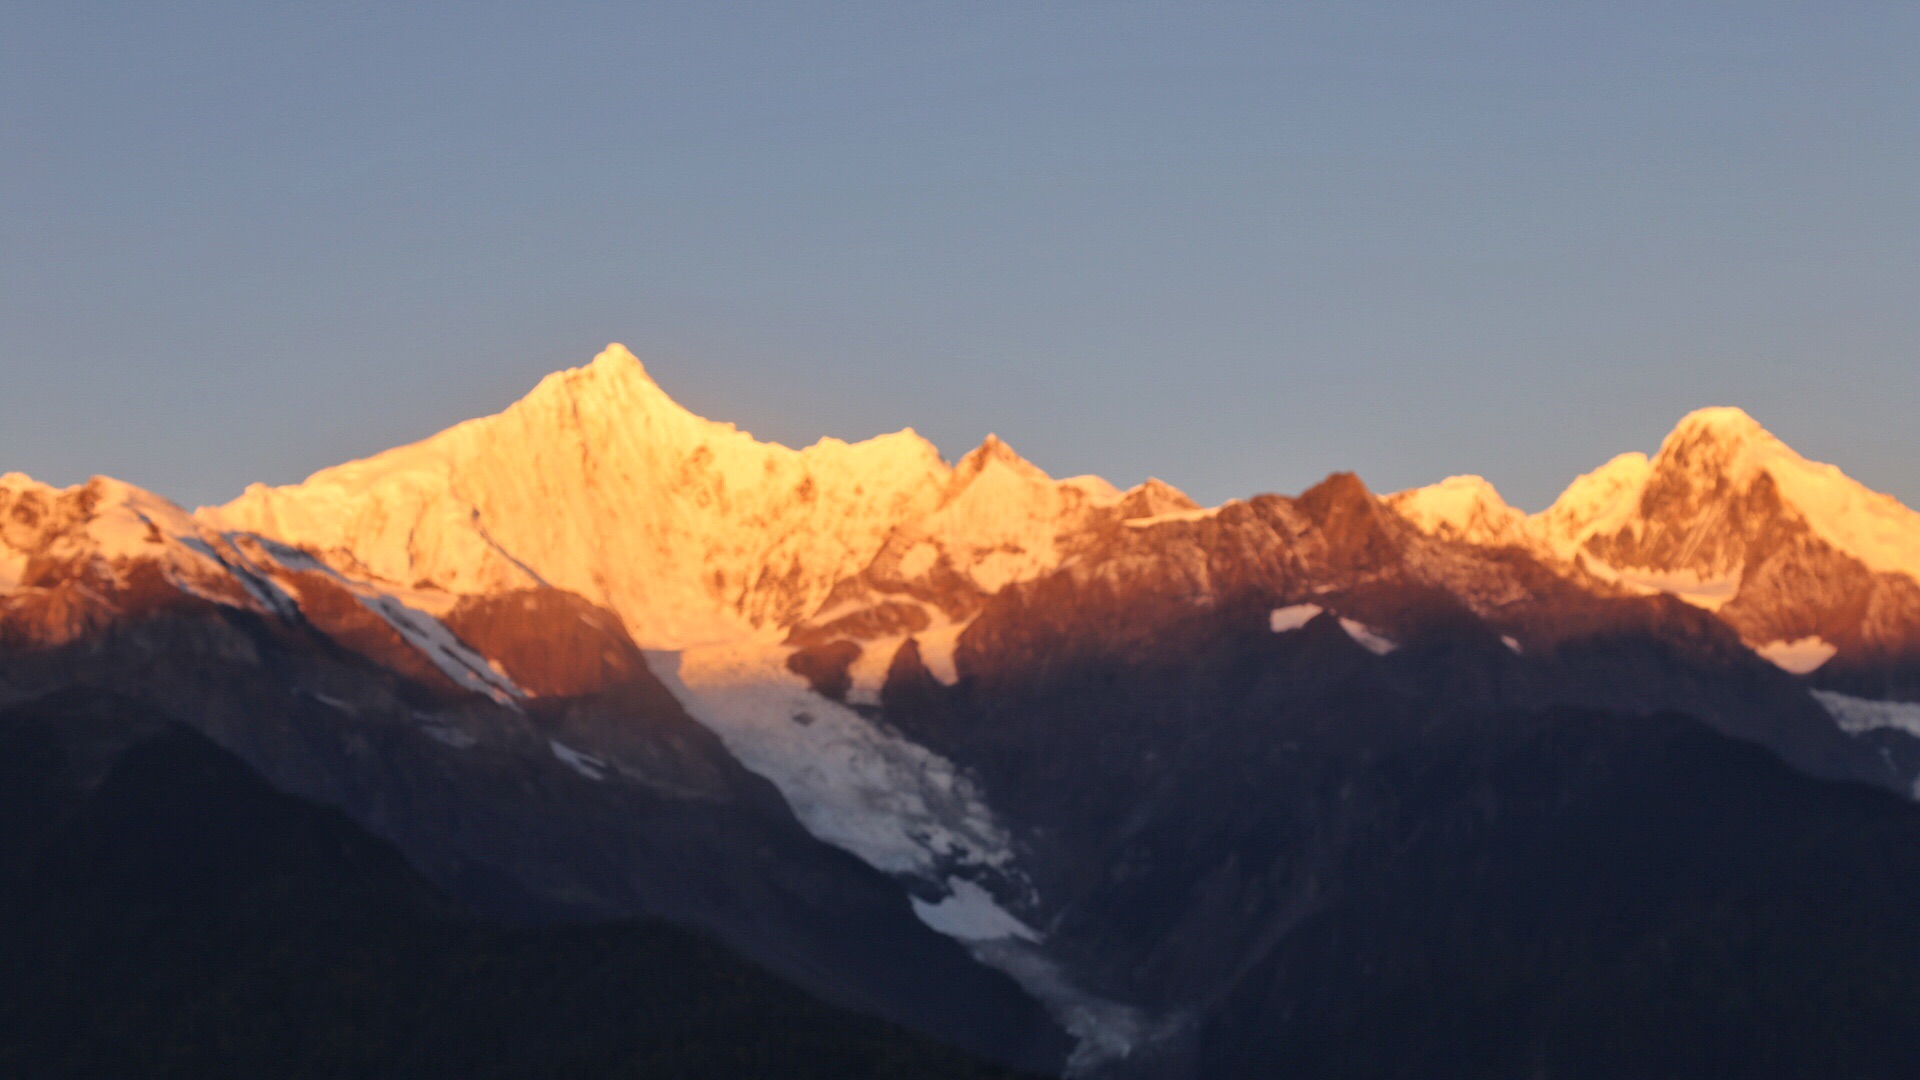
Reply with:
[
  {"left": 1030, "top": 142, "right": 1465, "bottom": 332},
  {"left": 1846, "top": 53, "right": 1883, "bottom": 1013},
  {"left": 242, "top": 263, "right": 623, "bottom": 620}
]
[{"left": 3, "top": 343, "right": 1918, "bottom": 1077}]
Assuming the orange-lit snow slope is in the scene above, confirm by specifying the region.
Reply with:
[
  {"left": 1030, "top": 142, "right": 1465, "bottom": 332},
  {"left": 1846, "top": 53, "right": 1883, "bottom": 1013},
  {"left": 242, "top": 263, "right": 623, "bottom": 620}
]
[
  {"left": 8, "top": 343, "right": 1915, "bottom": 1071},
  {"left": 204, "top": 346, "right": 1920, "bottom": 681},
  {"left": 1388, "top": 406, "right": 1920, "bottom": 671},
  {"left": 206, "top": 344, "right": 1183, "bottom": 652},
  {"left": 201, "top": 345, "right": 1197, "bottom": 1066}
]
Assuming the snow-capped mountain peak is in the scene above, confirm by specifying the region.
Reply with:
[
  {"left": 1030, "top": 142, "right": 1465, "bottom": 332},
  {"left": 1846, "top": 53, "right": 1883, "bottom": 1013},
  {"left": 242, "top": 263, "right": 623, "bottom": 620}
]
[
  {"left": 913, "top": 435, "right": 1122, "bottom": 594},
  {"left": 0, "top": 472, "right": 241, "bottom": 603},
  {"left": 1543, "top": 406, "right": 1920, "bottom": 586},
  {"left": 1385, "top": 406, "right": 1920, "bottom": 676},
  {"left": 949, "top": 433, "right": 1051, "bottom": 489},
  {"left": 1532, "top": 452, "right": 1655, "bottom": 561},
  {"left": 1390, "top": 408, "right": 1920, "bottom": 591},
  {"left": 1662, "top": 404, "right": 1775, "bottom": 449},
  {"left": 205, "top": 346, "right": 963, "bottom": 647},
  {"left": 1385, "top": 475, "right": 1530, "bottom": 546}
]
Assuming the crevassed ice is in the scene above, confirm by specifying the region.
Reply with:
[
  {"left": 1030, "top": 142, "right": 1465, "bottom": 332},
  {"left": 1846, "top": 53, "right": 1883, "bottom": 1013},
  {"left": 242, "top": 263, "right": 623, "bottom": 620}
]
[
  {"left": 653, "top": 639, "right": 1161, "bottom": 1073},
  {"left": 650, "top": 642, "right": 1019, "bottom": 879}
]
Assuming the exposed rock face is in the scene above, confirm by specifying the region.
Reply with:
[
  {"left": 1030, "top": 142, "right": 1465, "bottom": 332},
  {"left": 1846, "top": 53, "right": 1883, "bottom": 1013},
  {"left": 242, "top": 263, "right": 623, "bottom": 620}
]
[
  {"left": 0, "top": 690, "right": 1047, "bottom": 1080},
  {"left": 789, "top": 437, "right": 1201, "bottom": 705},
  {"left": 1388, "top": 407, "right": 1920, "bottom": 695},
  {"left": 0, "top": 467, "right": 1073, "bottom": 1072},
  {"left": 206, "top": 345, "right": 955, "bottom": 647},
  {"left": 0, "top": 474, "right": 256, "bottom": 649},
  {"left": 1542, "top": 408, "right": 1920, "bottom": 584},
  {"left": 7, "top": 348, "right": 1920, "bottom": 1078},
  {"left": 863, "top": 465, "right": 1915, "bottom": 1073},
  {"left": 1385, "top": 474, "right": 1532, "bottom": 547},
  {"left": 441, "top": 588, "right": 652, "bottom": 698}
]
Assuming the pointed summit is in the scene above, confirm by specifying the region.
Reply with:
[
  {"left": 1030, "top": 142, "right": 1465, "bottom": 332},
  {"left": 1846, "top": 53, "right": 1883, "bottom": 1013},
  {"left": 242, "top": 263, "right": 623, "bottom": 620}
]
[
  {"left": 1296, "top": 471, "right": 1377, "bottom": 519},
  {"left": 1388, "top": 475, "right": 1530, "bottom": 546},
  {"left": 1666, "top": 405, "right": 1769, "bottom": 443},
  {"left": 1116, "top": 477, "right": 1200, "bottom": 521},
  {"left": 590, "top": 341, "right": 645, "bottom": 376},
  {"left": 948, "top": 434, "right": 1053, "bottom": 497},
  {"left": 519, "top": 341, "right": 681, "bottom": 427},
  {"left": 955, "top": 434, "right": 1043, "bottom": 473},
  {"left": 206, "top": 344, "right": 953, "bottom": 646},
  {"left": 570, "top": 342, "right": 672, "bottom": 400},
  {"left": 1534, "top": 452, "right": 1654, "bottom": 559},
  {"left": 1295, "top": 472, "right": 1409, "bottom": 568},
  {"left": 1532, "top": 406, "right": 1920, "bottom": 592},
  {"left": 1652, "top": 406, "right": 1796, "bottom": 485}
]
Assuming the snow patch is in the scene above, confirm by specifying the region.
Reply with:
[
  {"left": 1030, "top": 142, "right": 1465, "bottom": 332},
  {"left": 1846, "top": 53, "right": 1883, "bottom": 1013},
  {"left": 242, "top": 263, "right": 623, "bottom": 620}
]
[
  {"left": 0, "top": 548, "right": 25, "bottom": 591},
  {"left": 1269, "top": 604, "right": 1324, "bottom": 633},
  {"left": 1123, "top": 504, "right": 1224, "bottom": 528},
  {"left": 423, "top": 723, "right": 478, "bottom": 749},
  {"left": 915, "top": 620, "right": 968, "bottom": 685},
  {"left": 968, "top": 940, "right": 1179, "bottom": 1077},
  {"left": 550, "top": 739, "right": 608, "bottom": 780},
  {"left": 836, "top": 614, "right": 973, "bottom": 705},
  {"left": 896, "top": 541, "right": 940, "bottom": 580},
  {"left": 911, "top": 878, "right": 1041, "bottom": 943},
  {"left": 1813, "top": 690, "right": 1920, "bottom": 740},
  {"left": 1271, "top": 605, "right": 1397, "bottom": 654},
  {"left": 1607, "top": 566, "right": 1742, "bottom": 611},
  {"left": 362, "top": 591, "right": 525, "bottom": 703},
  {"left": 239, "top": 542, "right": 525, "bottom": 705},
  {"left": 1339, "top": 618, "right": 1399, "bottom": 655},
  {"left": 844, "top": 639, "right": 898, "bottom": 708},
  {"left": 1757, "top": 637, "right": 1838, "bottom": 674}
]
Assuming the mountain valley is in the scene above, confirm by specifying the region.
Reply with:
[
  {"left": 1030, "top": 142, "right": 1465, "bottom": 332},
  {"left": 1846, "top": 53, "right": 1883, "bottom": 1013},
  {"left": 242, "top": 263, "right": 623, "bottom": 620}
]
[{"left": 3, "top": 344, "right": 1918, "bottom": 1078}]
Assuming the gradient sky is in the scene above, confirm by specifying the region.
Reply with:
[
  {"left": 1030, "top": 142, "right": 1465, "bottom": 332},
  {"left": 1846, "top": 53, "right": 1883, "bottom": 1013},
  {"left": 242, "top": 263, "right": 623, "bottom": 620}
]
[{"left": 5, "top": 2, "right": 1917, "bottom": 512}]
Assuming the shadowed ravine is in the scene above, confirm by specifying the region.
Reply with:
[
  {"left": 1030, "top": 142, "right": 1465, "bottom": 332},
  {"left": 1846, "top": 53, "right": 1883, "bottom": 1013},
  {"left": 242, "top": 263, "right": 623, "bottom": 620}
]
[{"left": 3, "top": 349, "right": 1919, "bottom": 1077}]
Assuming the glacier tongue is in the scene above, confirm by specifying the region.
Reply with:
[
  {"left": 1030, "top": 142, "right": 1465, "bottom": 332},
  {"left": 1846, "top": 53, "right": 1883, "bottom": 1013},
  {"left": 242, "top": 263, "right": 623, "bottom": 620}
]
[
  {"left": 1815, "top": 690, "right": 1920, "bottom": 740},
  {"left": 911, "top": 878, "right": 1041, "bottom": 943},
  {"left": 651, "top": 638, "right": 1161, "bottom": 1074},
  {"left": 650, "top": 641, "right": 1021, "bottom": 879}
]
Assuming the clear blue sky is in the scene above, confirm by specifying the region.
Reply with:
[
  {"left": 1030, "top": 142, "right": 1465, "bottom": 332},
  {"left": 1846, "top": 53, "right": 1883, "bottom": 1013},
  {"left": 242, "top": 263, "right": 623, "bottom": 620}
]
[{"left": 5, "top": 2, "right": 1917, "bottom": 511}]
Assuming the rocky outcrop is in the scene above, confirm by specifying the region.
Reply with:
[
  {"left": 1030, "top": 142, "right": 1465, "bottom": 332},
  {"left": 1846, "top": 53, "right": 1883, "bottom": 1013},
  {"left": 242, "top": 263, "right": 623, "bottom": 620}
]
[
  {"left": 7, "top": 347, "right": 1920, "bottom": 1078},
  {"left": 1387, "top": 407, "right": 1920, "bottom": 698}
]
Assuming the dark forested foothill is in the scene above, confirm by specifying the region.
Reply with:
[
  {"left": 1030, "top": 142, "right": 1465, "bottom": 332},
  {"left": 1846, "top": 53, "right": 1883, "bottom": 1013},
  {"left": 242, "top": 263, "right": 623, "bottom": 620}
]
[{"left": 0, "top": 692, "right": 1034, "bottom": 1080}]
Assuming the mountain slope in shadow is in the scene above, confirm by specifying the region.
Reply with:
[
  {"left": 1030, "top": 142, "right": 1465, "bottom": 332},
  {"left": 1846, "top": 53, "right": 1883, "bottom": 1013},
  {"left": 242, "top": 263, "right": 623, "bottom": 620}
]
[
  {"left": 0, "top": 690, "right": 1036, "bottom": 1080},
  {"left": 1194, "top": 709, "right": 1920, "bottom": 1079}
]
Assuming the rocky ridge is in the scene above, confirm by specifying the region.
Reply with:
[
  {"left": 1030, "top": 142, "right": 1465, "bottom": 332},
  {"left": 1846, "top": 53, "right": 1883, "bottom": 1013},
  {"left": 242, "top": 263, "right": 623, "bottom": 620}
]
[
  {"left": 1388, "top": 406, "right": 1920, "bottom": 694},
  {"left": 5, "top": 346, "right": 1920, "bottom": 1077}
]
